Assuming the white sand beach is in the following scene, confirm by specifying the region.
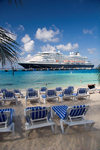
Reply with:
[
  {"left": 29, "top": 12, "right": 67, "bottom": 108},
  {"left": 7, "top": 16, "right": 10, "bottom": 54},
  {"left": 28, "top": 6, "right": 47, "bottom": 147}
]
[{"left": 0, "top": 86, "right": 100, "bottom": 150}]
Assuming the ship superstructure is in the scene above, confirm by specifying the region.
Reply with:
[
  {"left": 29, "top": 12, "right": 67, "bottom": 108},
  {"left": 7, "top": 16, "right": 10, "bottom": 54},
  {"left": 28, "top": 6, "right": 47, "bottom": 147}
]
[{"left": 19, "top": 51, "right": 94, "bottom": 70}]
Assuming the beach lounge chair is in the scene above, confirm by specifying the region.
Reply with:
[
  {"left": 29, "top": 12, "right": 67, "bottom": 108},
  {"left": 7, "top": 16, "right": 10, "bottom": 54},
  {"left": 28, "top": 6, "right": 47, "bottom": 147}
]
[
  {"left": 63, "top": 88, "right": 75, "bottom": 100},
  {"left": 55, "top": 87, "right": 63, "bottom": 95},
  {"left": 42, "top": 90, "right": 59, "bottom": 104},
  {"left": 25, "top": 90, "right": 40, "bottom": 106},
  {"left": 77, "top": 88, "right": 90, "bottom": 99},
  {"left": 3, "top": 91, "right": 18, "bottom": 105},
  {"left": 39, "top": 87, "right": 47, "bottom": 95},
  {"left": 24, "top": 106, "right": 55, "bottom": 136},
  {"left": 1, "top": 89, "right": 7, "bottom": 94},
  {"left": 0, "top": 108, "right": 15, "bottom": 135},
  {"left": 0, "top": 89, "right": 8, "bottom": 100},
  {"left": 14, "top": 89, "right": 23, "bottom": 98},
  {"left": 88, "top": 84, "right": 96, "bottom": 94},
  {"left": 52, "top": 105, "right": 95, "bottom": 133}
]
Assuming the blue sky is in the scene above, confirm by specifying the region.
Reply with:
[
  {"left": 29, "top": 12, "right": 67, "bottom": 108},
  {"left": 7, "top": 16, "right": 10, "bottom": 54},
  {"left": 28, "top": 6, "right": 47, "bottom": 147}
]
[{"left": 0, "top": 0, "right": 100, "bottom": 67}]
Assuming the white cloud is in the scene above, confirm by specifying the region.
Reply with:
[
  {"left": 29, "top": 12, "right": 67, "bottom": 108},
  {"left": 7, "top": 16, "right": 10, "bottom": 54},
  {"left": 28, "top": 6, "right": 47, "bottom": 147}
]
[
  {"left": 35, "top": 27, "right": 60, "bottom": 42},
  {"left": 56, "top": 43, "right": 79, "bottom": 51},
  {"left": 88, "top": 48, "right": 96, "bottom": 54},
  {"left": 21, "top": 34, "right": 34, "bottom": 52},
  {"left": 41, "top": 44, "right": 56, "bottom": 52},
  {"left": 83, "top": 29, "right": 93, "bottom": 34},
  {"left": 25, "top": 54, "right": 33, "bottom": 61},
  {"left": 20, "top": 54, "right": 33, "bottom": 62},
  {"left": 21, "top": 34, "right": 31, "bottom": 43},
  {"left": 18, "top": 25, "right": 24, "bottom": 31}
]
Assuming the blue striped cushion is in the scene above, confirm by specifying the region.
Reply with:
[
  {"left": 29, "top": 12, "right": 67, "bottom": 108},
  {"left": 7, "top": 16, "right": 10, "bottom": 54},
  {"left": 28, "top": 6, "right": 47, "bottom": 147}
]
[
  {"left": 70, "top": 105, "right": 86, "bottom": 117},
  {"left": 1, "top": 89, "right": 7, "bottom": 93},
  {"left": 78, "top": 88, "right": 87, "bottom": 94},
  {"left": 52, "top": 105, "right": 86, "bottom": 120},
  {"left": 27, "top": 88, "right": 34, "bottom": 92},
  {"left": 26, "top": 106, "right": 48, "bottom": 120},
  {"left": 52, "top": 105, "right": 68, "bottom": 120},
  {"left": 64, "top": 89, "right": 72, "bottom": 95},
  {"left": 56, "top": 87, "right": 62, "bottom": 91},
  {"left": 47, "top": 90, "right": 56, "bottom": 97},
  {"left": 14, "top": 89, "right": 20, "bottom": 93},
  {"left": 68, "top": 86, "right": 74, "bottom": 91},
  {"left": 0, "top": 108, "right": 14, "bottom": 125},
  {"left": 4, "top": 91, "right": 15, "bottom": 98},
  {"left": 28, "top": 91, "right": 38, "bottom": 97},
  {"left": 40, "top": 87, "right": 47, "bottom": 92}
]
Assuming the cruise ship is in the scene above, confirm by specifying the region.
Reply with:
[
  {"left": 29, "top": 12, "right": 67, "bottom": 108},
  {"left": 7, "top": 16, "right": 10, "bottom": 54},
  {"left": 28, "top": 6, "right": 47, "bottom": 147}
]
[{"left": 18, "top": 51, "right": 94, "bottom": 70}]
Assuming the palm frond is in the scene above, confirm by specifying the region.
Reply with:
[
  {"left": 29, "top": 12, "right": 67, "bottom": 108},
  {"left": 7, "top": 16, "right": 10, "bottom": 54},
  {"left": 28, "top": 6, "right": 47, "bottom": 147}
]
[{"left": 0, "top": 27, "right": 20, "bottom": 67}]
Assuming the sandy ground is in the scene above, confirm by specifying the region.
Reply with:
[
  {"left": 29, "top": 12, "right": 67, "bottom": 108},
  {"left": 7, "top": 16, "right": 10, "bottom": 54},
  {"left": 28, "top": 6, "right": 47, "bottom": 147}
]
[{"left": 0, "top": 86, "right": 100, "bottom": 150}]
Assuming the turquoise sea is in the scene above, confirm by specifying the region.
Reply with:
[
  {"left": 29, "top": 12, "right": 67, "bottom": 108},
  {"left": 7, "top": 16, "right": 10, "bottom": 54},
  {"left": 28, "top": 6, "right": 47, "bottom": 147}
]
[{"left": 0, "top": 69, "right": 100, "bottom": 89}]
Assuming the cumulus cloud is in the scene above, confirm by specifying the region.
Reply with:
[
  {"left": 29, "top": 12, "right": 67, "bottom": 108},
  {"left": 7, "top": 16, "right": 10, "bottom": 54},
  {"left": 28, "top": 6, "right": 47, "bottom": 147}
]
[
  {"left": 21, "top": 34, "right": 34, "bottom": 52},
  {"left": 88, "top": 48, "right": 96, "bottom": 54},
  {"left": 83, "top": 29, "right": 93, "bottom": 34},
  {"left": 35, "top": 27, "right": 60, "bottom": 42},
  {"left": 56, "top": 43, "right": 79, "bottom": 51},
  {"left": 41, "top": 44, "right": 56, "bottom": 52},
  {"left": 18, "top": 25, "right": 24, "bottom": 31}
]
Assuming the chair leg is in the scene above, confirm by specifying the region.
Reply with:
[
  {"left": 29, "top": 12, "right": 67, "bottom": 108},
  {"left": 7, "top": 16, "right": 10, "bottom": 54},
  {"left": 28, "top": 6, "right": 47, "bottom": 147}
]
[
  {"left": 43, "top": 98, "right": 46, "bottom": 104},
  {"left": 25, "top": 98, "right": 27, "bottom": 107},
  {"left": 25, "top": 130, "right": 29, "bottom": 138},
  {"left": 66, "top": 125, "right": 69, "bottom": 133},
  {"left": 51, "top": 109, "right": 54, "bottom": 118},
  {"left": 60, "top": 120, "right": 64, "bottom": 134},
  {"left": 51, "top": 125, "right": 55, "bottom": 133},
  {"left": 12, "top": 123, "right": 15, "bottom": 136}
]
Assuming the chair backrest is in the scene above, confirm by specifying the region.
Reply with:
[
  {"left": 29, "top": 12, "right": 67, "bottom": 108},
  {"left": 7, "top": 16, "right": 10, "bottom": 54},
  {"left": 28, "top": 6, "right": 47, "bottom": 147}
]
[
  {"left": 1, "top": 89, "right": 7, "bottom": 93},
  {"left": 47, "top": 90, "right": 56, "bottom": 97},
  {"left": 27, "top": 88, "right": 34, "bottom": 92},
  {"left": 0, "top": 108, "right": 14, "bottom": 124},
  {"left": 28, "top": 90, "right": 38, "bottom": 97},
  {"left": 40, "top": 87, "right": 47, "bottom": 92},
  {"left": 64, "top": 88, "right": 73, "bottom": 95},
  {"left": 25, "top": 106, "right": 49, "bottom": 120},
  {"left": 67, "top": 105, "right": 88, "bottom": 119},
  {"left": 56, "top": 87, "right": 62, "bottom": 91},
  {"left": 14, "top": 89, "right": 20, "bottom": 93},
  {"left": 78, "top": 88, "right": 87, "bottom": 94},
  {"left": 3, "top": 91, "right": 15, "bottom": 98},
  {"left": 68, "top": 86, "right": 74, "bottom": 92}
]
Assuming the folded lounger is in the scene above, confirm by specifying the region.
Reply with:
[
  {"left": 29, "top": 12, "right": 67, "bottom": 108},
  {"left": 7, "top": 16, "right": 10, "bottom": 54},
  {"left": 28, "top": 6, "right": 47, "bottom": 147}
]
[
  {"left": 0, "top": 108, "right": 15, "bottom": 134},
  {"left": 42, "top": 89, "right": 59, "bottom": 104},
  {"left": 25, "top": 90, "right": 40, "bottom": 106},
  {"left": 24, "top": 106, "right": 55, "bottom": 136},
  {"left": 52, "top": 105, "right": 95, "bottom": 133},
  {"left": 88, "top": 84, "right": 96, "bottom": 94},
  {"left": 77, "top": 88, "right": 90, "bottom": 99},
  {"left": 3, "top": 91, "right": 18, "bottom": 105},
  {"left": 14, "top": 89, "right": 23, "bottom": 98}
]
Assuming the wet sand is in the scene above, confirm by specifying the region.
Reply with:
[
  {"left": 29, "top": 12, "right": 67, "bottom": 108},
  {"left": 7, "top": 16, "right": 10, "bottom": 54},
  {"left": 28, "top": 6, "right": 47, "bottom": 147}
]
[{"left": 0, "top": 86, "right": 100, "bottom": 150}]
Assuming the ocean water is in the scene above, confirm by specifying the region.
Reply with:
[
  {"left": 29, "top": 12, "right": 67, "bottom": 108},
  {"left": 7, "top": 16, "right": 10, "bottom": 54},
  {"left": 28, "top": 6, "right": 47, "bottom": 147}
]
[{"left": 0, "top": 69, "right": 99, "bottom": 89}]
